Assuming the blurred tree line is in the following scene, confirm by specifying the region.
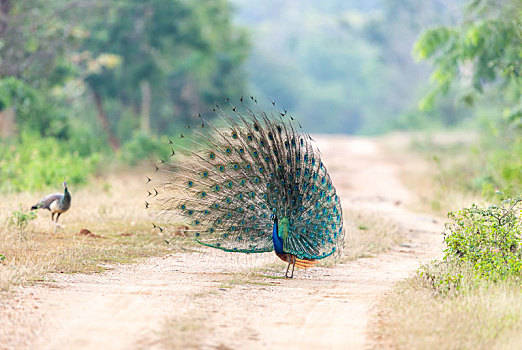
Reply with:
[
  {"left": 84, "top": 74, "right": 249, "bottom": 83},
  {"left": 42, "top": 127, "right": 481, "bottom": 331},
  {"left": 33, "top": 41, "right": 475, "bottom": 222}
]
[
  {"left": 0, "top": 0, "right": 249, "bottom": 190},
  {"left": 0, "top": 0, "right": 519, "bottom": 193},
  {"left": 233, "top": 0, "right": 467, "bottom": 133},
  {"left": 0, "top": 0, "right": 248, "bottom": 148},
  {"left": 234, "top": 0, "right": 519, "bottom": 134}
]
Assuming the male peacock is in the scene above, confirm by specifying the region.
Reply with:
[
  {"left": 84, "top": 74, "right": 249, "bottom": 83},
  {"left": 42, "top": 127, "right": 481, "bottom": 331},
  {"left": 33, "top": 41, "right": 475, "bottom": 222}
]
[
  {"left": 31, "top": 181, "right": 71, "bottom": 233},
  {"left": 152, "top": 99, "right": 344, "bottom": 277}
]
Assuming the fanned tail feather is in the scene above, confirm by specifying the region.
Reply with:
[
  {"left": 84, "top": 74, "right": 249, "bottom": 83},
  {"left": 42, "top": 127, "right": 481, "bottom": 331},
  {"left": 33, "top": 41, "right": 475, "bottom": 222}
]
[{"left": 151, "top": 98, "right": 345, "bottom": 260}]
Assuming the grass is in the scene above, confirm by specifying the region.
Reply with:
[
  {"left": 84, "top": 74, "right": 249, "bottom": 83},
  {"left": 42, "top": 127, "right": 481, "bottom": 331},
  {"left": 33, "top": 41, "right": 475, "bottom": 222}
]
[
  {"left": 379, "top": 131, "right": 483, "bottom": 217},
  {"left": 0, "top": 170, "right": 171, "bottom": 291},
  {"left": 372, "top": 271, "right": 522, "bottom": 349},
  {"left": 158, "top": 316, "right": 207, "bottom": 350},
  {"left": 340, "top": 209, "right": 402, "bottom": 262}
]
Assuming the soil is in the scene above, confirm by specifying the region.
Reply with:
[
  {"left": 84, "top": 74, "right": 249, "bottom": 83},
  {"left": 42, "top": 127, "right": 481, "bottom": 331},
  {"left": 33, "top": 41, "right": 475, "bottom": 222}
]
[{"left": 1, "top": 136, "right": 443, "bottom": 350}]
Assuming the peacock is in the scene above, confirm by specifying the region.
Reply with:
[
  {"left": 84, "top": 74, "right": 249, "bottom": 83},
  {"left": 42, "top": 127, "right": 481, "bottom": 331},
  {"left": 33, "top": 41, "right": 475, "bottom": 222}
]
[
  {"left": 31, "top": 181, "right": 71, "bottom": 233},
  {"left": 151, "top": 98, "right": 344, "bottom": 277}
]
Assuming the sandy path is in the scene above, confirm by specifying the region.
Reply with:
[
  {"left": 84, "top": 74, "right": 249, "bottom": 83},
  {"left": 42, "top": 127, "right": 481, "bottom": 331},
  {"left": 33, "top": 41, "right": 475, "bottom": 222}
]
[{"left": 3, "top": 136, "right": 443, "bottom": 349}]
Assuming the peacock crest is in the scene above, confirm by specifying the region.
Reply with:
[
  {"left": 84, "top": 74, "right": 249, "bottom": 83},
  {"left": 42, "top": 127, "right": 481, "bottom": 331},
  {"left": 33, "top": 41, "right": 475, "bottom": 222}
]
[{"left": 150, "top": 98, "right": 344, "bottom": 275}]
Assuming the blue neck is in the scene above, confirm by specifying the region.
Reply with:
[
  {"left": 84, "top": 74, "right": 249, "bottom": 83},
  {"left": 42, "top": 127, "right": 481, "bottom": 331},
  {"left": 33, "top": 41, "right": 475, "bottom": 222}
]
[{"left": 272, "top": 221, "right": 284, "bottom": 254}]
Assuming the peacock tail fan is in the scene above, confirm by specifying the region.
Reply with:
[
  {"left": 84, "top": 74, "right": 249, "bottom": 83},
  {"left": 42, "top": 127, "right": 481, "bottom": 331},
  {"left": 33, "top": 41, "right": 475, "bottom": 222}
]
[{"left": 151, "top": 98, "right": 345, "bottom": 261}]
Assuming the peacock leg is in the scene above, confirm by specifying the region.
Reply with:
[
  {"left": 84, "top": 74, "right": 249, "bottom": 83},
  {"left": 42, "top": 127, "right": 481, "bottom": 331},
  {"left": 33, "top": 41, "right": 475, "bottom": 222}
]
[
  {"left": 285, "top": 260, "right": 292, "bottom": 278},
  {"left": 285, "top": 255, "right": 296, "bottom": 278},
  {"left": 55, "top": 213, "right": 62, "bottom": 228}
]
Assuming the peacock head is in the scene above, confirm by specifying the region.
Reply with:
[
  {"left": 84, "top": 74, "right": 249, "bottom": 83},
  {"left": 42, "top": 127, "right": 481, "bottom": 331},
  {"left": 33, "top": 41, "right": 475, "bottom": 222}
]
[{"left": 63, "top": 180, "right": 67, "bottom": 188}]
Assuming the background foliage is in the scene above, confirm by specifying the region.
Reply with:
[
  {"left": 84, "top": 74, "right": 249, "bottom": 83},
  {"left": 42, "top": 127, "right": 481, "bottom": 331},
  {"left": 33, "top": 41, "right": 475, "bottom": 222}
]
[
  {"left": 0, "top": 132, "right": 100, "bottom": 192},
  {"left": 0, "top": 0, "right": 520, "bottom": 194}
]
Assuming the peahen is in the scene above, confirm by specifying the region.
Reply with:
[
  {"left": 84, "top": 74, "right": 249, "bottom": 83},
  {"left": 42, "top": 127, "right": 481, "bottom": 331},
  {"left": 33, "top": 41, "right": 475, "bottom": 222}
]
[
  {"left": 151, "top": 99, "right": 344, "bottom": 277},
  {"left": 31, "top": 181, "right": 71, "bottom": 233}
]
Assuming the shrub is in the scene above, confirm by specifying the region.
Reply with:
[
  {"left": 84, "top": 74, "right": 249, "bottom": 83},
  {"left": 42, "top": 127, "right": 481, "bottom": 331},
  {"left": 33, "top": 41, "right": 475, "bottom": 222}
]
[
  {"left": 443, "top": 198, "right": 522, "bottom": 282},
  {"left": 6, "top": 205, "right": 37, "bottom": 240},
  {"left": 420, "top": 198, "right": 521, "bottom": 295},
  {"left": 0, "top": 132, "right": 100, "bottom": 192},
  {"left": 7, "top": 206, "right": 37, "bottom": 230}
]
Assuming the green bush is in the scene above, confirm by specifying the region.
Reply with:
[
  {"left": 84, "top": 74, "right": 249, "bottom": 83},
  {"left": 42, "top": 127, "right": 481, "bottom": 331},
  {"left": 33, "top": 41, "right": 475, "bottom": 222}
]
[
  {"left": 7, "top": 205, "right": 37, "bottom": 230},
  {"left": 420, "top": 198, "right": 521, "bottom": 295},
  {"left": 120, "top": 132, "right": 172, "bottom": 165},
  {"left": 7, "top": 205, "right": 37, "bottom": 240},
  {"left": 444, "top": 198, "right": 522, "bottom": 282},
  {"left": 0, "top": 132, "right": 101, "bottom": 192}
]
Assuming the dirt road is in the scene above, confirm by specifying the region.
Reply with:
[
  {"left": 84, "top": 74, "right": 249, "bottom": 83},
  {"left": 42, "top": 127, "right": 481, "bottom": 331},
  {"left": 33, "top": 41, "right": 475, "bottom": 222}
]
[{"left": 3, "top": 136, "right": 443, "bottom": 349}]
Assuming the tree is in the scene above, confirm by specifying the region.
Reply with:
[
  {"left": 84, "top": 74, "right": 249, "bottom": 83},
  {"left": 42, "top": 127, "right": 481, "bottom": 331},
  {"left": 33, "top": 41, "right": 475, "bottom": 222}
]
[
  {"left": 82, "top": 0, "right": 250, "bottom": 148},
  {"left": 414, "top": 0, "right": 521, "bottom": 123},
  {"left": 0, "top": 0, "right": 94, "bottom": 80},
  {"left": 0, "top": 0, "right": 97, "bottom": 138},
  {"left": 362, "top": 0, "right": 465, "bottom": 128}
]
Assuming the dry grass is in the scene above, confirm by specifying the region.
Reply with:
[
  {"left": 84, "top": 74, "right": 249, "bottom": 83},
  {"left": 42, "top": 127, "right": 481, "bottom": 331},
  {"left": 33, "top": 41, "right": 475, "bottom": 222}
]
[
  {"left": 372, "top": 275, "right": 522, "bottom": 350},
  {"left": 340, "top": 209, "right": 402, "bottom": 262},
  {"left": 157, "top": 316, "right": 207, "bottom": 350},
  {"left": 0, "top": 171, "right": 171, "bottom": 291},
  {"left": 378, "top": 131, "right": 483, "bottom": 217}
]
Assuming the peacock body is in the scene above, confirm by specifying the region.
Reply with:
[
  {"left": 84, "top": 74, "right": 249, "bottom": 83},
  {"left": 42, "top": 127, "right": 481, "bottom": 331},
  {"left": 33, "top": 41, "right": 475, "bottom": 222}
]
[{"left": 152, "top": 99, "right": 344, "bottom": 277}]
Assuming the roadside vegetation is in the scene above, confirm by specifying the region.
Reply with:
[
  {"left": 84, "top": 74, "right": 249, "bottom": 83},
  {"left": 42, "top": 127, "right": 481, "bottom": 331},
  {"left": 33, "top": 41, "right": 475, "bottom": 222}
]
[
  {"left": 374, "top": 199, "right": 522, "bottom": 349},
  {"left": 373, "top": 0, "right": 522, "bottom": 347},
  {"left": 0, "top": 173, "right": 171, "bottom": 291}
]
